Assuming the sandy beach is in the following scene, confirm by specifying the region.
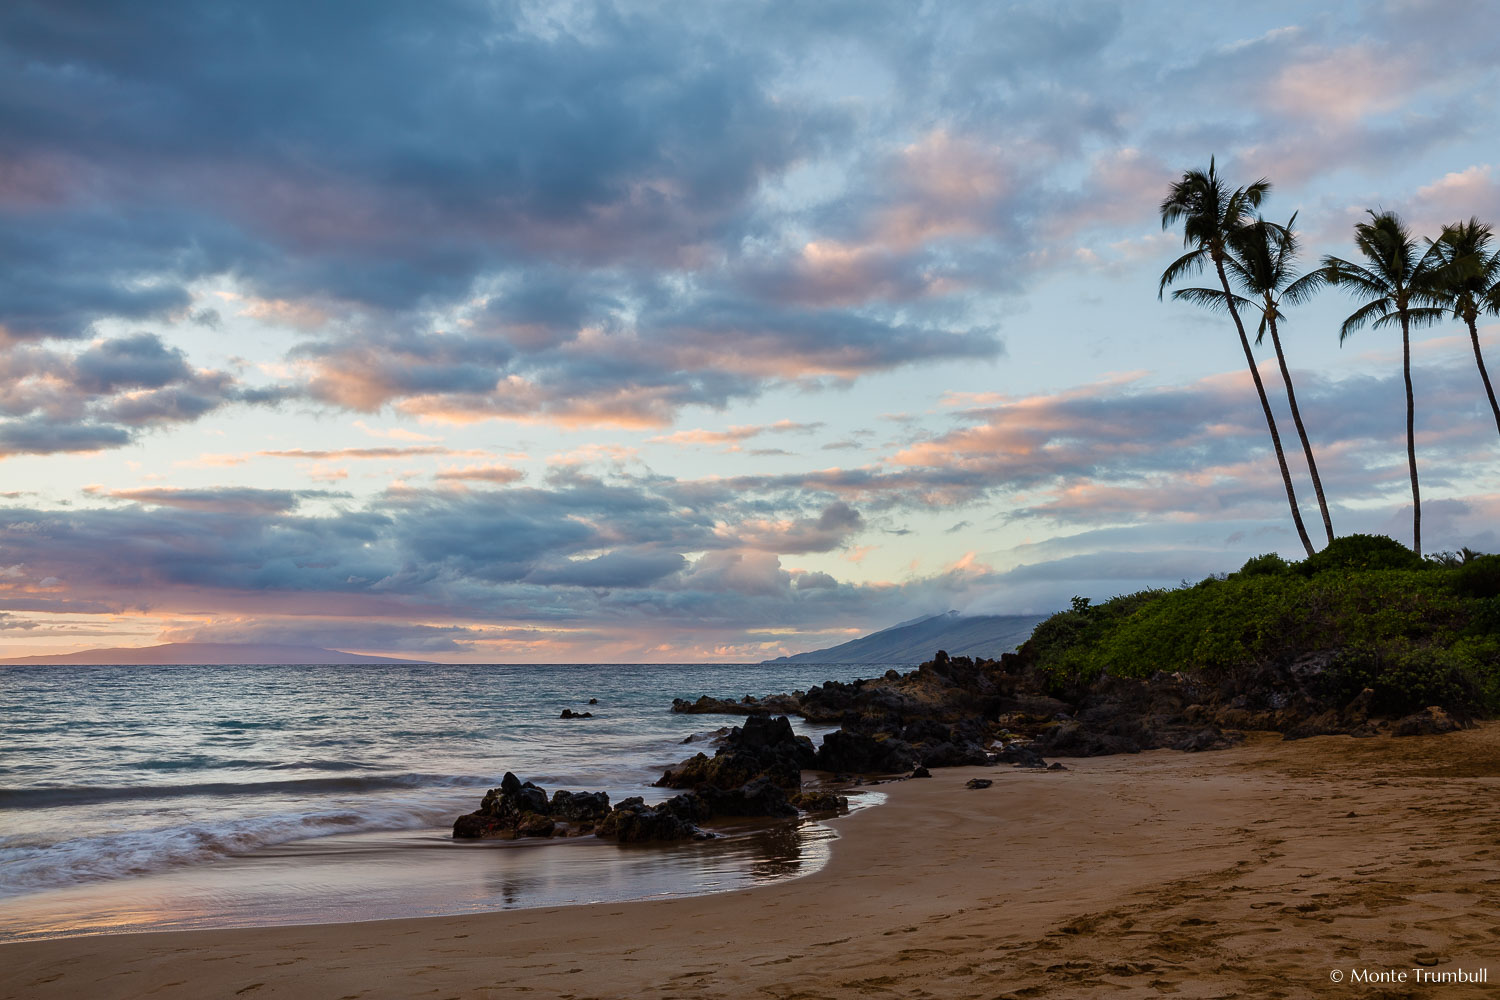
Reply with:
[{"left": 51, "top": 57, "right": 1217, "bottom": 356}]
[{"left": 5, "top": 725, "right": 1497, "bottom": 1000}]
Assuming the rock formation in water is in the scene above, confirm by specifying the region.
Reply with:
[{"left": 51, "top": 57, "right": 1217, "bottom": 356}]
[
  {"left": 452, "top": 772, "right": 612, "bottom": 840},
  {"left": 454, "top": 720, "right": 843, "bottom": 843}
]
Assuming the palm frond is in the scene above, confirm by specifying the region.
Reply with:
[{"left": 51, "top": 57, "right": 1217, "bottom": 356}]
[
  {"left": 1171, "top": 286, "right": 1255, "bottom": 314},
  {"left": 1281, "top": 268, "right": 1325, "bottom": 306},
  {"left": 1339, "top": 298, "right": 1394, "bottom": 342},
  {"left": 1404, "top": 305, "right": 1450, "bottom": 329},
  {"left": 1254, "top": 307, "right": 1271, "bottom": 345},
  {"left": 1322, "top": 256, "right": 1391, "bottom": 298},
  {"left": 1158, "top": 247, "right": 1208, "bottom": 298}
]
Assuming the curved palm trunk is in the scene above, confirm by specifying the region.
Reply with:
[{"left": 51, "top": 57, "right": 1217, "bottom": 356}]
[
  {"left": 1400, "top": 313, "right": 1421, "bottom": 557},
  {"left": 1215, "top": 257, "right": 1315, "bottom": 557},
  {"left": 1265, "top": 311, "right": 1334, "bottom": 547},
  {"left": 1465, "top": 315, "right": 1500, "bottom": 439}
]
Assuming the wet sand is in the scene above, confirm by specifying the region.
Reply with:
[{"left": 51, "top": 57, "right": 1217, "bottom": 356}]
[{"left": 5, "top": 725, "right": 1498, "bottom": 999}]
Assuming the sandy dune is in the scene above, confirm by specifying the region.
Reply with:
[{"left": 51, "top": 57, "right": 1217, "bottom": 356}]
[{"left": 5, "top": 726, "right": 1498, "bottom": 999}]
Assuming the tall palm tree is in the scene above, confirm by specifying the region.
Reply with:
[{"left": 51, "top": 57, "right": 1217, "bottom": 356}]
[
  {"left": 1172, "top": 214, "right": 1335, "bottom": 547},
  {"left": 1159, "top": 159, "right": 1315, "bottom": 558},
  {"left": 1322, "top": 210, "right": 1447, "bottom": 557},
  {"left": 1429, "top": 218, "right": 1500, "bottom": 438}
]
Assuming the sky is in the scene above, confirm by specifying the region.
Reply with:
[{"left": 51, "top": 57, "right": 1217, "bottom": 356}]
[{"left": 2, "top": 0, "right": 1500, "bottom": 662}]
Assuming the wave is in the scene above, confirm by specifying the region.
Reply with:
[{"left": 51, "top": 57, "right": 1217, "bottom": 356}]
[
  {"left": 128, "top": 757, "right": 382, "bottom": 773},
  {"left": 0, "top": 797, "right": 465, "bottom": 898},
  {"left": 0, "top": 773, "right": 502, "bottom": 810}
]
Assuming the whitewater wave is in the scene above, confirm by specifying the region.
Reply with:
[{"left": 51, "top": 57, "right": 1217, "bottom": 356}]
[
  {"left": 0, "top": 773, "right": 503, "bottom": 810},
  {"left": 0, "top": 795, "right": 468, "bottom": 898}
]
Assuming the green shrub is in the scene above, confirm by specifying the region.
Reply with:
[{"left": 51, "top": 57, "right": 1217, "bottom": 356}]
[
  {"left": 1453, "top": 554, "right": 1500, "bottom": 600},
  {"left": 1296, "top": 534, "right": 1424, "bottom": 576},
  {"left": 1326, "top": 640, "right": 1486, "bottom": 716},
  {"left": 1234, "top": 552, "right": 1290, "bottom": 578}
]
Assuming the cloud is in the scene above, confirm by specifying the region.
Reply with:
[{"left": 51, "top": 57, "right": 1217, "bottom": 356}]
[
  {"left": 95, "top": 486, "right": 340, "bottom": 516},
  {"left": 433, "top": 464, "right": 525, "bottom": 485},
  {"left": 0, "top": 1, "right": 838, "bottom": 332},
  {"left": 3, "top": 351, "right": 1498, "bottom": 658},
  {"left": 730, "top": 501, "right": 866, "bottom": 554},
  {"left": 257, "top": 446, "right": 464, "bottom": 461},
  {"left": 526, "top": 548, "right": 688, "bottom": 589},
  {"left": 1264, "top": 44, "right": 1419, "bottom": 125},
  {"left": 0, "top": 334, "right": 283, "bottom": 457},
  {"left": 650, "top": 419, "right": 824, "bottom": 450},
  {"left": 1409, "top": 165, "right": 1500, "bottom": 232}
]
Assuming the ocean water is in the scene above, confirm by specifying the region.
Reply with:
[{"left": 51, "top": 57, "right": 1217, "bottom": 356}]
[{"left": 0, "top": 661, "right": 884, "bottom": 940}]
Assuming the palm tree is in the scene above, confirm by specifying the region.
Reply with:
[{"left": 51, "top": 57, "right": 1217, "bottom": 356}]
[
  {"left": 1171, "top": 214, "right": 1335, "bottom": 547},
  {"left": 1428, "top": 218, "right": 1500, "bottom": 438},
  {"left": 1159, "top": 159, "right": 1315, "bottom": 558},
  {"left": 1321, "top": 210, "right": 1447, "bottom": 556}
]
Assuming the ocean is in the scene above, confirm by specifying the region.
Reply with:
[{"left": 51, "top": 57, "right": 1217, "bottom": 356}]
[{"left": 0, "top": 661, "right": 883, "bottom": 941}]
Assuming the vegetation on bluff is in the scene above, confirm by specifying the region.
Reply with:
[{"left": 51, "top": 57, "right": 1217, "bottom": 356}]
[{"left": 1020, "top": 535, "right": 1500, "bottom": 718}]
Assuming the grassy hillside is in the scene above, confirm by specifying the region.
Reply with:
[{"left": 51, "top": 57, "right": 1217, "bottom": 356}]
[{"left": 1017, "top": 535, "right": 1500, "bottom": 717}]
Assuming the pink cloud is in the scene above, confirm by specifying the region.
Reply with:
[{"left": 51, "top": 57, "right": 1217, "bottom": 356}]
[{"left": 1265, "top": 44, "right": 1419, "bottom": 124}]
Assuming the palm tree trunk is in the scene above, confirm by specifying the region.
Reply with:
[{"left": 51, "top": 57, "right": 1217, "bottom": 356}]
[
  {"left": 1215, "top": 257, "right": 1314, "bottom": 557},
  {"left": 1466, "top": 315, "right": 1500, "bottom": 439},
  {"left": 1266, "top": 312, "right": 1334, "bottom": 547},
  {"left": 1401, "top": 313, "right": 1421, "bottom": 557}
]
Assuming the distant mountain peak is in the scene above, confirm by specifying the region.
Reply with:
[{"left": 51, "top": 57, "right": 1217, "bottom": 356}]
[{"left": 764, "top": 611, "right": 1047, "bottom": 665}]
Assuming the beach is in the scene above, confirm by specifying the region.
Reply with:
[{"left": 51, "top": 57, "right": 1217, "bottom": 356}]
[{"left": 5, "top": 724, "right": 1497, "bottom": 999}]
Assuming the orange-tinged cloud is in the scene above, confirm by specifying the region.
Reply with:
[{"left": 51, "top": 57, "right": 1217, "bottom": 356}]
[{"left": 434, "top": 463, "right": 524, "bottom": 484}]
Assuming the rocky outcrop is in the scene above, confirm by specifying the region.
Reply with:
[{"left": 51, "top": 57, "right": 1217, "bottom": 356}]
[
  {"left": 814, "top": 729, "right": 916, "bottom": 774},
  {"left": 680, "top": 726, "right": 732, "bottom": 745},
  {"left": 453, "top": 770, "right": 799, "bottom": 846},
  {"left": 671, "top": 631, "right": 1477, "bottom": 770},
  {"left": 671, "top": 693, "right": 803, "bottom": 716},
  {"left": 657, "top": 714, "right": 814, "bottom": 792},
  {"left": 653, "top": 713, "right": 857, "bottom": 820},
  {"left": 789, "top": 789, "right": 849, "bottom": 812},
  {"left": 596, "top": 794, "right": 714, "bottom": 843},
  {"left": 453, "top": 772, "right": 611, "bottom": 840},
  {"left": 698, "top": 776, "right": 798, "bottom": 818},
  {"left": 1393, "top": 706, "right": 1462, "bottom": 737}
]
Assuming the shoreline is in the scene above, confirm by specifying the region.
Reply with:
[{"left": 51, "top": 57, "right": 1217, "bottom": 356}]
[
  {"left": 0, "top": 804, "right": 864, "bottom": 944},
  {"left": 6, "top": 725, "right": 1498, "bottom": 999}
]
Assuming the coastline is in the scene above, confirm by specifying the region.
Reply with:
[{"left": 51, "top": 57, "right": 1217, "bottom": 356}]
[{"left": 6, "top": 725, "right": 1498, "bottom": 999}]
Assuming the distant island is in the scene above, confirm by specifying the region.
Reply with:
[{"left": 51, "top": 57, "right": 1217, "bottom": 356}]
[
  {"left": 0, "top": 642, "right": 433, "bottom": 666},
  {"left": 762, "top": 611, "right": 1050, "bottom": 665}
]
